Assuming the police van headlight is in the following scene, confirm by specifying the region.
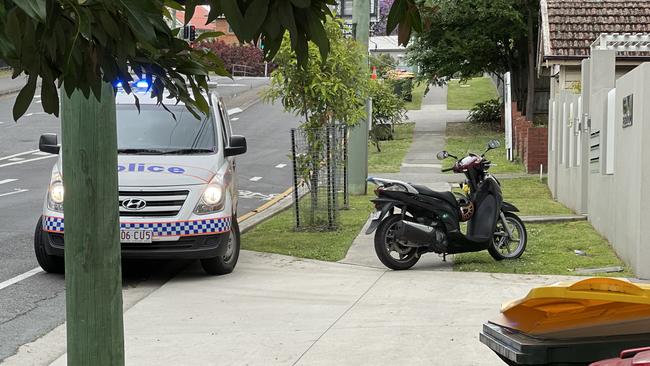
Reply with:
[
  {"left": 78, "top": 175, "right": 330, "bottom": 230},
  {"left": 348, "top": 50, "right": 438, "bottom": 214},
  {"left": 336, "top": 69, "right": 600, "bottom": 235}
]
[
  {"left": 48, "top": 180, "right": 65, "bottom": 212},
  {"left": 194, "top": 184, "right": 225, "bottom": 214}
]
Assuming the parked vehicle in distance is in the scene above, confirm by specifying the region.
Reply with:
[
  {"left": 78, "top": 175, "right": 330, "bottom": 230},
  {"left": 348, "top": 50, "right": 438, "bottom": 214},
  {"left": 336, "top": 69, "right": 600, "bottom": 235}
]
[
  {"left": 34, "top": 81, "right": 247, "bottom": 275},
  {"left": 367, "top": 140, "right": 527, "bottom": 270}
]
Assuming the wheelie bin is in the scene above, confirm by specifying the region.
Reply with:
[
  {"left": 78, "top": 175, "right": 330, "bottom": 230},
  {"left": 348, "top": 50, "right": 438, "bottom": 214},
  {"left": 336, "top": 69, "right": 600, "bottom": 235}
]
[{"left": 479, "top": 277, "right": 650, "bottom": 365}]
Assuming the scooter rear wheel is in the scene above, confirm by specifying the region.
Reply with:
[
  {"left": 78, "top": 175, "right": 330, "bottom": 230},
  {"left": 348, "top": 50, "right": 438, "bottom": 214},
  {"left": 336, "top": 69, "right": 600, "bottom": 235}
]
[{"left": 374, "top": 215, "right": 420, "bottom": 270}]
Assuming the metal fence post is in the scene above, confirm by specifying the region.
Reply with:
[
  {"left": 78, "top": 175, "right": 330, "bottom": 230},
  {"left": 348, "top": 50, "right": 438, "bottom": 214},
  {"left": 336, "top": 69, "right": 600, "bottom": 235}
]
[
  {"left": 325, "top": 126, "right": 333, "bottom": 228},
  {"left": 290, "top": 129, "right": 301, "bottom": 228}
]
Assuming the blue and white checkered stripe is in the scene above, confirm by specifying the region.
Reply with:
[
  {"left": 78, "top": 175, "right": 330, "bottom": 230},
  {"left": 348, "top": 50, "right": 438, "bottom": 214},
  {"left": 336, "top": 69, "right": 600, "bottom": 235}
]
[{"left": 43, "top": 216, "right": 232, "bottom": 236}]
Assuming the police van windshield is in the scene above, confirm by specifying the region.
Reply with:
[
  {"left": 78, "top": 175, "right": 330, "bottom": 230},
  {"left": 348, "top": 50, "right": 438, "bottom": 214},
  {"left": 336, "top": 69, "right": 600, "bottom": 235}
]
[{"left": 116, "top": 104, "right": 216, "bottom": 155}]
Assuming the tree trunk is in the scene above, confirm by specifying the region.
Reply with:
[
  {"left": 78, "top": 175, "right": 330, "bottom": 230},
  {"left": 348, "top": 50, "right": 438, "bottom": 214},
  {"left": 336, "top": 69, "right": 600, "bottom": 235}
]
[
  {"left": 61, "top": 81, "right": 124, "bottom": 365},
  {"left": 526, "top": 3, "right": 536, "bottom": 122}
]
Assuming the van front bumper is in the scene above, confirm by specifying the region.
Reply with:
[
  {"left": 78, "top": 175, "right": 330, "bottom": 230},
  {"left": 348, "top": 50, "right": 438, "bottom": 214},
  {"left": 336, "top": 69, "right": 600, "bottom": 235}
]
[{"left": 43, "top": 231, "right": 230, "bottom": 260}]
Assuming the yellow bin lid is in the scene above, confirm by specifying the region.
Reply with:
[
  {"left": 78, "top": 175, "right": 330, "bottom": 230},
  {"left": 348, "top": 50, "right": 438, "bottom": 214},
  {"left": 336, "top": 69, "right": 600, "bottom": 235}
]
[{"left": 491, "top": 277, "right": 650, "bottom": 339}]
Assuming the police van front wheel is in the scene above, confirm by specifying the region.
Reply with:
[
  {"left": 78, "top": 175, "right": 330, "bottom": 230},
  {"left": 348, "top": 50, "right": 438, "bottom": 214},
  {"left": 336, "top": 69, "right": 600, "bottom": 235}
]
[
  {"left": 200, "top": 220, "right": 240, "bottom": 275},
  {"left": 34, "top": 217, "right": 65, "bottom": 274}
]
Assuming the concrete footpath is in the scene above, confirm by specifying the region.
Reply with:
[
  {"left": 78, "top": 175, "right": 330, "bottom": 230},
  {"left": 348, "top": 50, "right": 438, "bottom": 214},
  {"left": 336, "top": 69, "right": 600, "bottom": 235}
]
[
  {"left": 344, "top": 86, "right": 469, "bottom": 270},
  {"left": 11, "top": 251, "right": 571, "bottom": 366}
]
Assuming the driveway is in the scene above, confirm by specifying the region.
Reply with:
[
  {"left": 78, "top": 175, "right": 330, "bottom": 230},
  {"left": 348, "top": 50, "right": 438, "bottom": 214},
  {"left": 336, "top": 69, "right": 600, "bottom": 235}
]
[{"left": 9, "top": 250, "right": 574, "bottom": 366}]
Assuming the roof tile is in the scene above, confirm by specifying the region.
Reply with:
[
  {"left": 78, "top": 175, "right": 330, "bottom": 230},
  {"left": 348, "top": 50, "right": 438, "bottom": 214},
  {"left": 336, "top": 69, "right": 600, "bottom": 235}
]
[{"left": 544, "top": 0, "right": 650, "bottom": 57}]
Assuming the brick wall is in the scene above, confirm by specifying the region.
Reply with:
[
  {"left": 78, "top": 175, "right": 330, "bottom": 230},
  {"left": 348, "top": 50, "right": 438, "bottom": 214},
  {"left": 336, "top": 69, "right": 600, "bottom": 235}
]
[{"left": 510, "top": 103, "right": 548, "bottom": 173}]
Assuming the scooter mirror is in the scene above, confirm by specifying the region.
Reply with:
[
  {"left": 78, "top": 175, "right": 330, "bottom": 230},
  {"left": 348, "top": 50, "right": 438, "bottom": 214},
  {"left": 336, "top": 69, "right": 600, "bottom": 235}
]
[
  {"left": 436, "top": 151, "right": 449, "bottom": 160},
  {"left": 487, "top": 140, "right": 501, "bottom": 149}
]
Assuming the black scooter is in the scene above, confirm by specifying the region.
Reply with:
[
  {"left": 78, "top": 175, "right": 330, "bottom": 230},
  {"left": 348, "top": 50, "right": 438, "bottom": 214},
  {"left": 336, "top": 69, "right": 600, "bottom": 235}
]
[{"left": 366, "top": 140, "right": 527, "bottom": 270}]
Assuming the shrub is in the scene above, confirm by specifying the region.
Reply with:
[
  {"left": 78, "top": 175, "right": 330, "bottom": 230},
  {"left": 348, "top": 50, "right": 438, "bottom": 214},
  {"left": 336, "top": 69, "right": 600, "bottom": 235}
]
[
  {"left": 202, "top": 40, "right": 266, "bottom": 76},
  {"left": 368, "top": 79, "right": 407, "bottom": 151},
  {"left": 468, "top": 98, "right": 502, "bottom": 124},
  {"left": 389, "top": 78, "right": 413, "bottom": 101},
  {"left": 369, "top": 53, "right": 396, "bottom": 78}
]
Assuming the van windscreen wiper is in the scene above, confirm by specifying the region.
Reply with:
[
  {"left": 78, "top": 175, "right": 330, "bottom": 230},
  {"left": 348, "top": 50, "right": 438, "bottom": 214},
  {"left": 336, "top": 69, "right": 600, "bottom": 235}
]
[
  {"left": 117, "top": 148, "right": 167, "bottom": 155},
  {"left": 162, "top": 148, "right": 215, "bottom": 155}
]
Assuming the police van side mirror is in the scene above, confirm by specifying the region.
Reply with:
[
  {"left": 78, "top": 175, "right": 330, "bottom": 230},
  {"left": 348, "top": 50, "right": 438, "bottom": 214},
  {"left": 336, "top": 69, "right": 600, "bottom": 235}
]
[
  {"left": 39, "top": 134, "right": 60, "bottom": 154},
  {"left": 225, "top": 135, "right": 247, "bottom": 157}
]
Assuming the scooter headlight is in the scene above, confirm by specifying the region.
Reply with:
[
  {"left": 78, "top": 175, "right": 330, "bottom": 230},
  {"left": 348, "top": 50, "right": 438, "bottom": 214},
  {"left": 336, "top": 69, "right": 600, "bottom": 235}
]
[{"left": 48, "top": 181, "right": 65, "bottom": 212}]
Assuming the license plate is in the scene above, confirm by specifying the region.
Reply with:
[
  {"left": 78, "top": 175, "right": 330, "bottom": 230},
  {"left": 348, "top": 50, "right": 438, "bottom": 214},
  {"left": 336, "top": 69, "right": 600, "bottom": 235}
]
[
  {"left": 370, "top": 211, "right": 381, "bottom": 220},
  {"left": 120, "top": 229, "right": 153, "bottom": 243}
]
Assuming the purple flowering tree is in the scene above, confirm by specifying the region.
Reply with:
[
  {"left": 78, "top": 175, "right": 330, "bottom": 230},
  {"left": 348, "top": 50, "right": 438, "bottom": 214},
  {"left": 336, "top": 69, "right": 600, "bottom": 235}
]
[{"left": 371, "top": 0, "right": 396, "bottom": 36}]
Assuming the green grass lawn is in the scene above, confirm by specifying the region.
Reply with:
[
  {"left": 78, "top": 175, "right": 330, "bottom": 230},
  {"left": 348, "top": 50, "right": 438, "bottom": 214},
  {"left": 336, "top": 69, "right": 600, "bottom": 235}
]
[
  {"left": 454, "top": 221, "right": 632, "bottom": 277},
  {"left": 0, "top": 68, "right": 12, "bottom": 78},
  {"left": 443, "top": 122, "right": 524, "bottom": 174},
  {"left": 404, "top": 82, "right": 426, "bottom": 110},
  {"left": 447, "top": 77, "right": 498, "bottom": 110},
  {"left": 368, "top": 123, "right": 414, "bottom": 173},
  {"left": 241, "top": 194, "right": 373, "bottom": 261},
  {"left": 500, "top": 178, "right": 572, "bottom": 216}
]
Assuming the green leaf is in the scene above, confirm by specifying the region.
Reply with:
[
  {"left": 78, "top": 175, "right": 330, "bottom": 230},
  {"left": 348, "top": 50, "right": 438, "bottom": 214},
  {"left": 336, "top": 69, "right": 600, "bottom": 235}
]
[
  {"left": 14, "top": 0, "right": 46, "bottom": 22},
  {"left": 221, "top": 0, "right": 245, "bottom": 40},
  {"left": 409, "top": 5, "right": 423, "bottom": 33},
  {"left": 184, "top": 0, "right": 197, "bottom": 25},
  {"left": 164, "top": 0, "right": 184, "bottom": 11},
  {"left": 41, "top": 79, "right": 59, "bottom": 116},
  {"left": 206, "top": 3, "right": 223, "bottom": 23},
  {"left": 13, "top": 74, "right": 37, "bottom": 121},
  {"left": 386, "top": 0, "right": 406, "bottom": 36},
  {"left": 289, "top": 0, "right": 310, "bottom": 9},
  {"left": 194, "top": 31, "right": 224, "bottom": 43},
  {"left": 397, "top": 16, "right": 411, "bottom": 45},
  {"left": 117, "top": 0, "right": 157, "bottom": 42},
  {"left": 243, "top": 0, "right": 269, "bottom": 39},
  {"left": 307, "top": 15, "right": 328, "bottom": 60}
]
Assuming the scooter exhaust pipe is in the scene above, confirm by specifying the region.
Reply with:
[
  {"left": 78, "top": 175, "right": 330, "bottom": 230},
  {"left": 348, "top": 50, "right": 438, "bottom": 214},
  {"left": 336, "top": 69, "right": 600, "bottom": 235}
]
[{"left": 396, "top": 220, "right": 442, "bottom": 248}]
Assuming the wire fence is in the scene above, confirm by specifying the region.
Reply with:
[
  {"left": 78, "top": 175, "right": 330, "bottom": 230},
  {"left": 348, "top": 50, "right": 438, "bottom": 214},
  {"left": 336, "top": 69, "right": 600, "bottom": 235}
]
[{"left": 290, "top": 125, "right": 348, "bottom": 230}]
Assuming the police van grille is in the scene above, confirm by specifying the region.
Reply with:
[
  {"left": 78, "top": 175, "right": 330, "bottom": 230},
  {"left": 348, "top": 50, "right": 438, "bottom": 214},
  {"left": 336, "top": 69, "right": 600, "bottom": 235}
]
[{"left": 119, "top": 190, "right": 189, "bottom": 217}]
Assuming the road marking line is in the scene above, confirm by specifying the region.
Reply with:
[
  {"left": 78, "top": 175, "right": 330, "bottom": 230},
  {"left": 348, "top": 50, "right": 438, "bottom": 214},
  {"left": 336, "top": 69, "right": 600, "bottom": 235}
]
[
  {"left": 34, "top": 100, "right": 42, "bottom": 104},
  {"left": 0, "top": 179, "right": 18, "bottom": 185},
  {"left": 32, "top": 151, "right": 51, "bottom": 156},
  {"left": 0, "top": 189, "right": 29, "bottom": 197},
  {"left": 0, "top": 155, "right": 56, "bottom": 168},
  {"left": 275, "top": 164, "right": 287, "bottom": 168},
  {"left": 231, "top": 117, "right": 239, "bottom": 121},
  {"left": 0, "top": 150, "right": 39, "bottom": 161},
  {"left": 249, "top": 176, "right": 262, "bottom": 182},
  {"left": 8, "top": 157, "right": 25, "bottom": 161},
  {"left": 24, "top": 112, "right": 47, "bottom": 117},
  {"left": 238, "top": 187, "right": 294, "bottom": 222},
  {"left": 227, "top": 107, "right": 243, "bottom": 116},
  {"left": 0, "top": 267, "right": 44, "bottom": 291}
]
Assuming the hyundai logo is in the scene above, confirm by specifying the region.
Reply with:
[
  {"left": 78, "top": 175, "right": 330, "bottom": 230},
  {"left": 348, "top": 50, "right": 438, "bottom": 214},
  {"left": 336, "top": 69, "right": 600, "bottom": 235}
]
[{"left": 122, "top": 198, "right": 147, "bottom": 210}]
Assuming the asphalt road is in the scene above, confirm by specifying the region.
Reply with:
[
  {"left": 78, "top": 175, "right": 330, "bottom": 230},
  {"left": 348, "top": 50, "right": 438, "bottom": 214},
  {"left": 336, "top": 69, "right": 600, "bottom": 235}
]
[{"left": 0, "top": 78, "right": 300, "bottom": 361}]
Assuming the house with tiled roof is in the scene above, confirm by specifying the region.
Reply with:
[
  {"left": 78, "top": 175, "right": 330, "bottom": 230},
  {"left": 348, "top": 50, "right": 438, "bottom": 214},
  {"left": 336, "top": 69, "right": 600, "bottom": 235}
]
[
  {"left": 174, "top": 6, "right": 239, "bottom": 44},
  {"left": 538, "top": 0, "right": 650, "bottom": 96}
]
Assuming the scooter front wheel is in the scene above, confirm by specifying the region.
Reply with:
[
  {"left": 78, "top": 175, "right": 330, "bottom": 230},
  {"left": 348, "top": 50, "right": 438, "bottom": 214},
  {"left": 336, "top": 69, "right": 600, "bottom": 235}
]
[
  {"left": 489, "top": 212, "right": 527, "bottom": 261},
  {"left": 374, "top": 215, "right": 420, "bottom": 270}
]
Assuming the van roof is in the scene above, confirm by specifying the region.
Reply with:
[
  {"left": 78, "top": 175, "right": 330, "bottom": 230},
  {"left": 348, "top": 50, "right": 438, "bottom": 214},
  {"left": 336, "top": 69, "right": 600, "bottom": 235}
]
[{"left": 115, "top": 90, "right": 212, "bottom": 106}]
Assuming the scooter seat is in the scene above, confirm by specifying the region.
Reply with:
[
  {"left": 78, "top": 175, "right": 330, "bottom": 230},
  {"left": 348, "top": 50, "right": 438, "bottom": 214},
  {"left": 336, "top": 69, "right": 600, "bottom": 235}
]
[{"left": 412, "top": 185, "right": 459, "bottom": 207}]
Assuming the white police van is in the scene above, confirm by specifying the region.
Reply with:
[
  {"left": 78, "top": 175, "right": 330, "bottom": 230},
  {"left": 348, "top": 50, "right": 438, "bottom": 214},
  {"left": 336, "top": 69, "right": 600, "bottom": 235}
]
[{"left": 34, "top": 82, "right": 247, "bottom": 275}]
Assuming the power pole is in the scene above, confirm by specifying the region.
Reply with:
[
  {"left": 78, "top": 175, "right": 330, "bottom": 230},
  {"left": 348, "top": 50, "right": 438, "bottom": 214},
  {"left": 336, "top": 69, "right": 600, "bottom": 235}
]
[
  {"left": 62, "top": 81, "right": 124, "bottom": 365},
  {"left": 349, "top": 0, "right": 371, "bottom": 195}
]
